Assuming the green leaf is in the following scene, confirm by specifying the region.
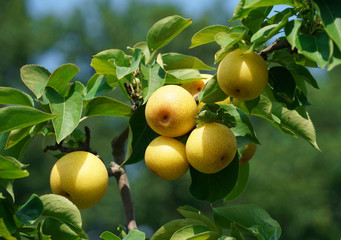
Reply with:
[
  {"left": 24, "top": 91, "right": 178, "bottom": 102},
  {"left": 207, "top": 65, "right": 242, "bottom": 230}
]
[
  {"left": 122, "top": 229, "right": 145, "bottom": 240},
  {"left": 100, "top": 231, "right": 121, "bottom": 240},
  {"left": 214, "top": 204, "right": 281, "bottom": 240},
  {"left": 0, "top": 218, "right": 16, "bottom": 240},
  {"left": 0, "top": 87, "right": 34, "bottom": 107},
  {"left": 196, "top": 104, "right": 237, "bottom": 129},
  {"left": 235, "top": 96, "right": 320, "bottom": 150},
  {"left": 47, "top": 64, "right": 79, "bottom": 95},
  {"left": 284, "top": 19, "right": 302, "bottom": 50},
  {"left": 268, "top": 66, "right": 297, "bottom": 107},
  {"left": 5, "top": 127, "right": 32, "bottom": 149},
  {"left": 134, "top": 41, "right": 150, "bottom": 60},
  {"left": 42, "top": 218, "right": 87, "bottom": 240},
  {"left": 162, "top": 53, "right": 215, "bottom": 71},
  {"left": 84, "top": 96, "right": 132, "bottom": 117},
  {"left": 124, "top": 105, "right": 159, "bottom": 165},
  {"left": 189, "top": 154, "right": 239, "bottom": 202},
  {"left": 0, "top": 155, "right": 29, "bottom": 179},
  {"left": 224, "top": 162, "right": 249, "bottom": 202},
  {"left": 46, "top": 87, "right": 83, "bottom": 143},
  {"left": 147, "top": 15, "right": 192, "bottom": 52},
  {"left": 241, "top": 7, "right": 273, "bottom": 34},
  {"left": 20, "top": 64, "right": 50, "bottom": 99},
  {"left": 312, "top": 0, "right": 341, "bottom": 51},
  {"left": 285, "top": 63, "right": 319, "bottom": 89},
  {"left": 177, "top": 206, "right": 221, "bottom": 233},
  {"left": 327, "top": 41, "right": 341, "bottom": 71},
  {"left": 165, "top": 69, "right": 203, "bottom": 85},
  {"left": 114, "top": 48, "right": 143, "bottom": 79},
  {"left": 0, "top": 135, "right": 32, "bottom": 161},
  {"left": 170, "top": 225, "right": 211, "bottom": 240},
  {"left": 0, "top": 106, "right": 55, "bottom": 135},
  {"left": 295, "top": 32, "right": 332, "bottom": 68},
  {"left": 140, "top": 62, "right": 166, "bottom": 103},
  {"left": 91, "top": 49, "right": 131, "bottom": 76},
  {"left": 198, "top": 75, "right": 228, "bottom": 103},
  {"left": 40, "top": 194, "right": 83, "bottom": 234},
  {"left": 190, "top": 25, "right": 230, "bottom": 48},
  {"left": 151, "top": 219, "right": 210, "bottom": 240},
  {"left": 15, "top": 194, "right": 43, "bottom": 225},
  {"left": 84, "top": 74, "right": 113, "bottom": 101},
  {"left": 231, "top": 0, "right": 294, "bottom": 21},
  {"left": 250, "top": 10, "right": 292, "bottom": 47},
  {"left": 219, "top": 104, "right": 259, "bottom": 147}
]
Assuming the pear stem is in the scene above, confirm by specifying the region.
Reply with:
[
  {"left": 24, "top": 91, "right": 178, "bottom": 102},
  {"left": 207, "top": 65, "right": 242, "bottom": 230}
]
[{"left": 109, "top": 128, "right": 137, "bottom": 232}]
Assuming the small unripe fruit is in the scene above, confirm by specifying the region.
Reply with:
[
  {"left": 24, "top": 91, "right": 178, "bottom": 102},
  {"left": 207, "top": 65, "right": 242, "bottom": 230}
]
[
  {"left": 217, "top": 49, "right": 268, "bottom": 100},
  {"left": 186, "top": 122, "right": 237, "bottom": 174},
  {"left": 144, "top": 136, "right": 189, "bottom": 180},
  {"left": 145, "top": 85, "right": 197, "bottom": 137}
]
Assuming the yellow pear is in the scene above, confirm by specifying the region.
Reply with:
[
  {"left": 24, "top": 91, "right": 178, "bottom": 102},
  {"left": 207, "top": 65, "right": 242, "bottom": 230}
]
[
  {"left": 144, "top": 136, "right": 189, "bottom": 180},
  {"left": 217, "top": 48, "right": 268, "bottom": 100},
  {"left": 186, "top": 122, "right": 237, "bottom": 174},
  {"left": 145, "top": 85, "right": 197, "bottom": 137},
  {"left": 181, "top": 80, "right": 206, "bottom": 96},
  {"left": 50, "top": 151, "right": 108, "bottom": 209},
  {"left": 239, "top": 142, "right": 257, "bottom": 165}
]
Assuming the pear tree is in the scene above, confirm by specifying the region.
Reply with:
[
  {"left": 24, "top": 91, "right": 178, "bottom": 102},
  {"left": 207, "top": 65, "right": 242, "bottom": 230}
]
[{"left": 1, "top": 0, "right": 340, "bottom": 239}]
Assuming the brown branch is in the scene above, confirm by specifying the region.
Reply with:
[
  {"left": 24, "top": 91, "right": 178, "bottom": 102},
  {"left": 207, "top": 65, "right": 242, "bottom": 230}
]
[
  {"left": 258, "top": 38, "right": 296, "bottom": 60},
  {"left": 108, "top": 127, "right": 137, "bottom": 232},
  {"left": 44, "top": 126, "right": 97, "bottom": 155}
]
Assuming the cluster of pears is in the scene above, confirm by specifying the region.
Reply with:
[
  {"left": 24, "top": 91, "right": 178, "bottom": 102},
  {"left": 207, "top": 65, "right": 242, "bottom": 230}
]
[
  {"left": 144, "top": 84, "right": 237, "bottom": 180},
  {"left": 144, "top": 48, "right": 267, "bottom": 180}
]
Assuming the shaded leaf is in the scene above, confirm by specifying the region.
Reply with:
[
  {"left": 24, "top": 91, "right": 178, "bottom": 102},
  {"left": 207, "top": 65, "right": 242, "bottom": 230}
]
[
  {"left": 42, "top": 218, "right": 87, "bottom": 240},
  {"left": 214, "top": 204, "right": 281, "bottom": 240},
  {"left": 0, "top": 218, "right": 16, "bottom": 240},
  {"left": 285, "top": 19, "right": 302, "bottom": 50},
  {"left": 312, "top": 0, "right": 341, "bottom": 51},
  {"left": 147, "top": 15, "right": 192, "bottom": 52},
  {"left": 295, "top": 32, "right": 332, "bottom": 68},
  {"left": 114, "top": 48, "right": 143, "bottom": 79},
  {"left": 0, "top": 87, "right": 34, "bottom": 107},
  {"left": 177, "top": 206, "right": 221, "bottom": 233},
  {"left": 20, "top": 64, "right": 50, "bottom": 99},
  {"left": 122, "top": 229, "right": 145, "bottom": 240},
  {"left": 327, "top": 41, "right": 341, "bottom": 71},
  {"left": 241, "top": 7, "right": 272, "bottom": 34},
  {"left": 170, "top": 225, "right": 211, "bottom": 240},
  {"left": 0, "top": 155, "right": 29, "bottom": 179},
  {"left": 189, "top": 154, "right": 239, "bottom": 202},
  {"left": 5, "top": 127, "right": 32, "bottom": 149},
  {"left": 0, "top": 106, "right": 55, "bottom": 135},
  {"left": 224, "top": 162, "right": 249, "bottom": 202},
  {"left": 15, "top": 194, "right": 43, "bottom": 225},
  {"left": 84, "top": 96, "right": 132, "bottom": 117},
  {"left": 198, "top": 75, "right": 228, "bottom": 103},
  {"left": 124, "top": 105, "right": 159, "bottom": 165},
  {"left": 46, "top": 87, "right": 83, "bottom": 143}
]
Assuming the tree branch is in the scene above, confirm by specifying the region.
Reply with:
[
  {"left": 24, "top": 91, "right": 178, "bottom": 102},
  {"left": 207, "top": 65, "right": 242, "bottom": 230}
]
[
  {"left": 108, "top": 128, "right": 137, "bottom": 232},
  {"left": 43, "top": 126, "right": 97, "bottom": 155},
  {"left": 258, "top": 38, "right": 295, "bottom": 60}
]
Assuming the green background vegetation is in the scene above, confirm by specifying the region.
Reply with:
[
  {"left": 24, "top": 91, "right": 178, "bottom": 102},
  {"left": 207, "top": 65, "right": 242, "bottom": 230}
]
[{"left": 1, "top": 0, "right": 340, "bottom": 239}]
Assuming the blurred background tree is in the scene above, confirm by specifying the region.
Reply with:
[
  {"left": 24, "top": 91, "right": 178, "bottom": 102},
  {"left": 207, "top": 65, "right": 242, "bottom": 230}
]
[{"left": 1, "top": 0, "right": 340, "bottom": 239}]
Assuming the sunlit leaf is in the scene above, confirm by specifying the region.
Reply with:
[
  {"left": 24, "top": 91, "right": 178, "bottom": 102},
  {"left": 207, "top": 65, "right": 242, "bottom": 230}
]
[
  {"left": 224, "top": 162, "right": 249, "bottom": 202},
  {"left": 100, "top": 231, "right": 121, "bottom": 240},
  {"left": 0, "top": 87, "right": 34, "bottom": 107},
  {"left": 285, "top": 19, "right": 302, "bottom": 50},
  {"left": 84, "top": 96, "right": 132, "bottom": 117},
  {"left": 20, "top": 64, "right": 50, "bottom": 99},
  {"left": 0, "top": 106, "right": 55, "bottom": 135},
  {"left": 162, "top": 53, "right": 215, "bottom": 71},
  {"left": 190, "top": 25, "right": 230, "bottom": 48},
  {"left": 140, "top": 62, "right": 166, "bottom": 103},
  {"left": 45, "top": 87, "right": 83, "bottom": 143},
  {"left": 147, "top": 15, "right": 192, "bottom": 52},
  {"left": 47, "top": 63, "right": 79, "bottom": 95},
  {"left": 0, "top": 155, "right": 29, "bottom": 179}
]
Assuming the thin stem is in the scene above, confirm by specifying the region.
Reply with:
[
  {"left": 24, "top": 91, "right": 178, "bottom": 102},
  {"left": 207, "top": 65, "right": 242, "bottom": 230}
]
[
  {"left": 258, "top": 38, "right": 295, "bottom": 60},
  {"left": 109, "top": 128, "right": 137, "bottom": 232}
]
